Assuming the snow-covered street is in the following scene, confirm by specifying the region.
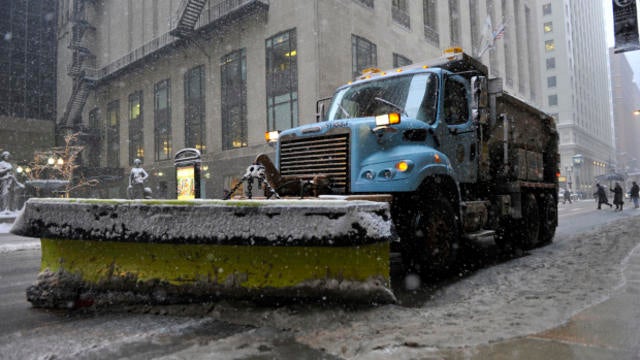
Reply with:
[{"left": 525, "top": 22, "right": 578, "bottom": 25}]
[{"left": 1, "top": 201, "right": 640, "bottom": 359}]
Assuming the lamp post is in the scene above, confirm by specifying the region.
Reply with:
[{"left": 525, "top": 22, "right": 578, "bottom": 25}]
[
  {"left": 572, "top": 154, "right": 584, "bottom": 195},
  {"left": 565, "top": 166, "right": 573, "bottom": 190}
]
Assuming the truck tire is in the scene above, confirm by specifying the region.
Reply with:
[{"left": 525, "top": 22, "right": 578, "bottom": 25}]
[
  {"left": 538, "top": 192, "right": 557, "bottom": 245},
  {"left": 401, "top": 195, "right": 459, "bottom": 278},
  {"left": 519, "top": 193, "right": 540, "bottom": 250}
]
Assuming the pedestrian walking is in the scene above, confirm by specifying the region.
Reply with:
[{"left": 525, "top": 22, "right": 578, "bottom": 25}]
[
  {"left": 630, "top": 181, "right": 639, "bottom": 209},
  {"left": 610, "top": 182, "right": 624, "bottom": 211},
  {"left": 594, "top": 183, "right": 613, "bottom": 210},
  {"left": 563, "top": 188, "right": 572, "bottom": 204}
]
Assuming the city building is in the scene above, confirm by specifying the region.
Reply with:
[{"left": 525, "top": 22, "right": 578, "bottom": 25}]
[
  {"left": 536, "top": 0, "right": 614, "bottom": 195},
  {"left": 609, "top": 48, "right": 640, "bottom": 180},
  {"left": 56, "top": 0, "right": 543, "bottom": 198},
  {"left": 0, "top": 0, "right": 57, "bottom": 164}
]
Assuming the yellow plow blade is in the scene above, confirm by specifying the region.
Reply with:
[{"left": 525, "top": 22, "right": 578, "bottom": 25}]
[{"left": 13, "top": 198, "right": 396, "bottom": 307}]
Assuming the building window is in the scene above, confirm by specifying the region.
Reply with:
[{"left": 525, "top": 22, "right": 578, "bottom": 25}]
[
  {"left": 393, "top": 53, "right": 412, "bottom": 67},
  {"left": 542, "top": 3, "right": 552, "bottom": 16},
  {"left": 222, "top": 49, "right": 248, "bottom": 149},
  {"left": 547, "top": 76, "right": 557, "bottom": 88},
  {"left": 128, "top": 91, "right": 144, "bottom": 165},
  {"left": 354, "top": 0, "right": 374, "bottom": 8},
  {"left": 423, "top": 0, "right": 439, "bottom": 46},
  {"left": 486, "top": 0, "right": 499, "bottom": 77},
  {"left": 544, "top": 21, "right": 553, "bottom": 33},
  {"left": 546, "top": 57, "right": 556, "bottom": 69},
  {"left": 88, "top": 108, "right": 101, "bottom": 168},
  {"left": 184, "top": 65, "right": 206, "bottom": 152},
  {"left": 154, "top": 79, "right": 172, "bottom": 161},
  {"left": 352, "top": 35, "right": 377, "bottom": 78},
  {"left": 526, "top": 5, "right": 536, "bottom": 101},
  {"left": 449, "top": 0, "right": 460, "bottom": 46},
  {"left": 469, "top": 0, "right": 479, "bottom": 55},
  {"left": 548, "top": 94, "right": 558, "bottom": 106},
  {"left": 106, "top": 100, "right": 120, "bottom": 167},
  {"left": 545, "top": 39, "right": 555, "bottom": 52},
  {"left": 266, "top": 30, "right": 298, "bottom": 132},
  {"left": 392, "top": 0, "right": 410, "bottom": 28}
]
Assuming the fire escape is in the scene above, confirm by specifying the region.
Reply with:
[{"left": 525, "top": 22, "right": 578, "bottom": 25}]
[
  {"left": 60, "top": 0, "right": 96, "bottom": 130},
  {"left": 170, "top": 0, "right": 208, "bottom": 38}
]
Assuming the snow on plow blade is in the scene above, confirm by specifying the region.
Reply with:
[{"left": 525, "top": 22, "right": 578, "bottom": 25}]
[{"left": 12, "top": 198, "right": 396, "bottom": 308}]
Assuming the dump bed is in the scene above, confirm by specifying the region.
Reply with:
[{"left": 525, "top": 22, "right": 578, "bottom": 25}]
[{"left": 482, "top": 89, "right": 559, "bottom": 185}]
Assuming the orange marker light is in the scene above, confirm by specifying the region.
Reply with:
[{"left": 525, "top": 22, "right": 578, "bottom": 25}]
[{"left": 388, "top": 112, "right": 401, "bottom": 125}]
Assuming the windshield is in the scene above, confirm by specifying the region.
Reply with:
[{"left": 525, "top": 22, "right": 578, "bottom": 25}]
[{"left": 327, "top": 73, "right": 439, "bottom": 124}]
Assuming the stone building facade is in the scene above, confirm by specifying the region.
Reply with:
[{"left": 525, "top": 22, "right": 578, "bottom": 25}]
[{"left": 56, "top": 0, "right": 543, "bottom": 198}]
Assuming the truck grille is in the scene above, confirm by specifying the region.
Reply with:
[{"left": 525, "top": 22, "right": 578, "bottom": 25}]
[{"left": 280, "top": 132, "right": 350, "bottom": 193}]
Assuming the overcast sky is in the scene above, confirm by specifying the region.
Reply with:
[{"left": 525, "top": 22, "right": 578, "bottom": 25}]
[{"left": 602, "top": 0, "right": 640, "bottom": 87}]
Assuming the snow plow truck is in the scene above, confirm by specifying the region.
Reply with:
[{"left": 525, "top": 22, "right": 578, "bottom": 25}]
[
  {"left": 257, "top": 47, "right": 559, "bottom": 276},
  {"left": 13, "top": 48, "right": 558, "bottom": 307}
]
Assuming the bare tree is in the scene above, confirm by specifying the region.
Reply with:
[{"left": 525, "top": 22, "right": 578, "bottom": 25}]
[{"left": 27, "top": 132, "right": 99, "bottom": 197}]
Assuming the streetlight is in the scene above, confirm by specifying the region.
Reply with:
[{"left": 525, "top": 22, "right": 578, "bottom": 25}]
[
  {"left": 572, "top": 154, "right": 584, "bottom": 194},
  {"left": 565, "top": 166, "right": 573, "bottom": 190}
]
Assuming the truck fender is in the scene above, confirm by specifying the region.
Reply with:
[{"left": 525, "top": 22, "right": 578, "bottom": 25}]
[{"left": 414, "top": 164, "right": 462, "bottom": 219}]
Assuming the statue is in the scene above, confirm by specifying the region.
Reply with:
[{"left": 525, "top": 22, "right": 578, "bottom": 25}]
[
  {"left": 0, "top": 151, "right": 25, "bottom": 213},
  {"left": 128, "top": 158, "right": 151, "bottom": 199}
]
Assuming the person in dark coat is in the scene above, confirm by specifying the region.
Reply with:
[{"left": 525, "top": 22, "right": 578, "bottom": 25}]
[
  {"left": 610, "top": 182, "right": 624, "bottom": 211},
  {"left": 594, "top": 183, "right": 612, "bottom": 210},
  {"left": 562, "top": 188, "right": 572, "bottom": 204},
  {"left": 630, "top": 181, "right": 640, "bottom": 209}
]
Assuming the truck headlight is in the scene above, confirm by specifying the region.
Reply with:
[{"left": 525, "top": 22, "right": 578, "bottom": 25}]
[
  {"left": 265, "top": 130, "right": 280, "bottom": 143},
  {"left": 375, "top": 112, "right": 401, "bottom": 126}
]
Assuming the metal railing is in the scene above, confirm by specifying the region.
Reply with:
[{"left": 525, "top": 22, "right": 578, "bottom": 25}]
[
  {"left": 197, "top": 0, "right": 269, "bottom": 29},
  {"left": 84, "top": 32, "right": 176, "bottom": 81}
]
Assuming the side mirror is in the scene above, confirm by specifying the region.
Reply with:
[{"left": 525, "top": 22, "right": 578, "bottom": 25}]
[
  {"left": 316, "top": 102, "right": 325, "bottom": 122},
  {"left": 315, "top": 96, "right": 332, "bottom": 122},
  {"left": 471, "top": 76, "right": 488, "bottom": 108},
  {"left": 471, "top": 76, "right": 488, "bottom": 125}
]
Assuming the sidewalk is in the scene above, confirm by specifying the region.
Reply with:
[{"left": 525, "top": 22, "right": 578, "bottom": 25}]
[{"left": 444, "top": 245, "right": 640, "bottom": 359}]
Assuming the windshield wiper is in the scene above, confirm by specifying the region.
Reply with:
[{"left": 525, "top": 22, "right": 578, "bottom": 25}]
[
  {"left": 338, "top": 104, "right": 351, "bottom": 118},
  {"left": 374, "top": 97, "right": 407, "bottom": 116}
]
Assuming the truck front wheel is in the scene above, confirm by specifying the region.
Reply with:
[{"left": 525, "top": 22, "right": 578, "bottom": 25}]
[{"left": 401, "top": 195, "right": 459, "bottom": 278}]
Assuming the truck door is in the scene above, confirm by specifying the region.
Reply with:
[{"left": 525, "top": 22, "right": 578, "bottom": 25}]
[{"left": 439, "top": 74, "right": 478, "bottom": 184}]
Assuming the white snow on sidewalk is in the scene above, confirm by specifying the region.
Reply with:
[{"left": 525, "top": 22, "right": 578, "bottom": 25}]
[
  {"left": 0, "top": 223, "right": 14, "bottom": 234},
  {"left": 0, "top": 222, "right": 41, "bottom": 253}
]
